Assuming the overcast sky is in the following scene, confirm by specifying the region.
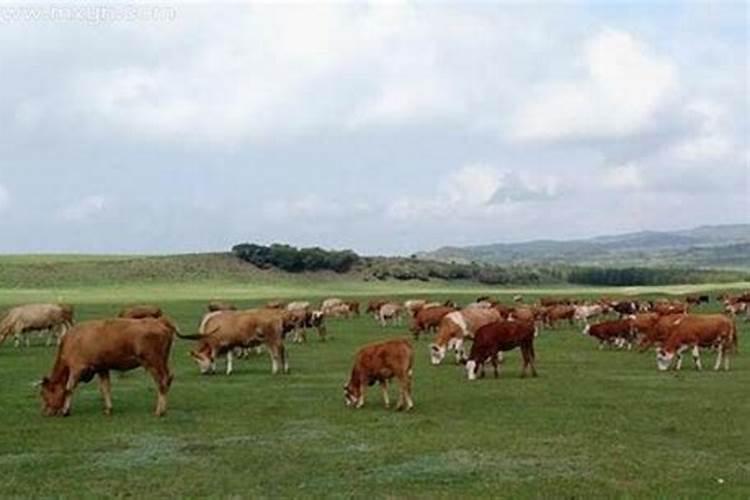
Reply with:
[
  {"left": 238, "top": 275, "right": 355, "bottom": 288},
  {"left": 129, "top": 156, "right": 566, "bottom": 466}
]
[{"left": 0, "top": 1, "right": 747, "bottom": 255}]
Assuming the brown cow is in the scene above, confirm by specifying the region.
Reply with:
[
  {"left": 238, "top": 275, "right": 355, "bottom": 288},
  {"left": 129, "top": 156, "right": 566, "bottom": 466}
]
[
  {"left": 544, "top": 305, "right": 575, "bottom": 328},
  {"left": 180, "top": 309, "right": 288, "bottom": 375},
  {"left": 634, "top": 313, "right": 686, "bottom": 351},
  {"left": 656, "top": 314, "right": 737, "bottom": 371},
  {"left": 118, "top": 305, "right": 163, "bottom": 319},
  {"left": 410, "top": 306, "right": 455, "bottom": 340},
  {"left": 344, "top": 300, "right": 360, "bottom": 317},
  {"left": 366, "top": 299, "right": 388, "bottom": 318},
  {"left": 652, "top": 301, "right": 688, "bottom": 316},
  {"left": 582, "top": 319, "right": 635, "bottom": 349},
  {"left": 344, "top": 339, "right": 414, "bottom": 411},
  {"left": 430, "top": 308, "right": 501, "bottom": 365},
  {"left": 465, "top": 320, "right": 537, "bottom": 380},
  {"left": 39, "top": 316, "right": 177, "bottom": 417}
]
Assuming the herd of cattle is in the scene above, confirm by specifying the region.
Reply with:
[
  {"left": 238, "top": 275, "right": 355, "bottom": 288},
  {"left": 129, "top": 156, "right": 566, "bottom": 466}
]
[{"left": 0, "top": 292, "right": 747, "bottom": 416}]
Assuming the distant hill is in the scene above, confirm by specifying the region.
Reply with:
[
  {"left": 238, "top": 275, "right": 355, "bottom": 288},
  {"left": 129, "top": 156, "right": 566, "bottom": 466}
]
[{"left": 418, "top": 224, "right": 750, "bottom": 269}]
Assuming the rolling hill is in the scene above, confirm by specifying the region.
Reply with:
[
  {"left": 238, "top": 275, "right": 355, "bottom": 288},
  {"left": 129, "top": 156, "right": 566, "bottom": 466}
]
[{"left": 418, "top": 224, "right": 750, "bottom": 269}]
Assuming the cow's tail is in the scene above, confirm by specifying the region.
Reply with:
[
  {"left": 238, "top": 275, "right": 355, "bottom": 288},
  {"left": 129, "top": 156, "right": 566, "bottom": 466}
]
[
  {"left": 730, "top": 319, "right": 739, "bottom": 354},
  {"left": 175, "top": 332, "right": 204, "bottom": 340}
]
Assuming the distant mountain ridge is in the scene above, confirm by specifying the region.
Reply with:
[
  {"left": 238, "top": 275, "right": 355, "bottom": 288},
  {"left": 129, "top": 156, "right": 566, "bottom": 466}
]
[{"left": 418, "top": 224, "right": 750, "bottom": 269}]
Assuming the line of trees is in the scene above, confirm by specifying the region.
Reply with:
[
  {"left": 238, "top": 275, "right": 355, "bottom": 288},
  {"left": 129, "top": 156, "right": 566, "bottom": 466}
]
[
  {"left": 567, "top": 266, "right": 747, "bottom": 286},
  {"left": 231, "top": 243, "right": 360, "bottom": 273},
  {"left": 231, "top": 243, "right": 747, "bottom": 285}
]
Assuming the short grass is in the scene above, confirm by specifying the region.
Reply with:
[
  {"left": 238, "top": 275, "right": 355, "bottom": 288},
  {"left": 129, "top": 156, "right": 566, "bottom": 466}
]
[{"left": 0, "top": 291, "right": 748, "bottom": 498}]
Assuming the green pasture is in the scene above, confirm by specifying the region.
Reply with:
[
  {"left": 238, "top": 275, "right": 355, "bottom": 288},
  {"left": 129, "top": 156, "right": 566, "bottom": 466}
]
[{"left": 0, "top": 285, "right": 748, "bottom": 498}]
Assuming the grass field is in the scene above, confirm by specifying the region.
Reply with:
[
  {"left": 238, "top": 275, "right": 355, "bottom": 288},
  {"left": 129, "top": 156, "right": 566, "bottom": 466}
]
[{"left": 1, "top": 286, "right": 749, "bottom": 498}]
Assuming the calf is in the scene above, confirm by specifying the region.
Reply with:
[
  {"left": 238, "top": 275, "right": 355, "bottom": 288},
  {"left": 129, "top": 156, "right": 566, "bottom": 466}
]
[
  {"left": 344, "top": 339, "right": 414, "bottom": 411},
  {"left": 656, "top": 314, "right": 737, "bottom": 371},
  {"left": 582, "top": 319, "right": 635, "bottom": 349},
  {"left": 465, "top": 320, "right": 537, "bottom": 380},
  {"left": 39, "top": 317, "right": 177, "bottom": 416}
]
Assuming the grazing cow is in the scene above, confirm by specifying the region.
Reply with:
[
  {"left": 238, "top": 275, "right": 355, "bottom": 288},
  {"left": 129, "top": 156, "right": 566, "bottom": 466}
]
[
  {"left": 633, "top": 313, "right": 686, "bottom": 351},
  {"left": 656, "top": 315, "right": 737, "bottom": 371},
  {"left": 493, "top": 303, "right": 514, "bottom": 320},
  {"left": 119, "top": 305, "right": 163, "bottom": 319},
  {"left": 574, "top": 304, "right": 605, "bottom": 324},
  {"left": 321, "top": 298, "right": 344, "bottom": 315},
  {"left": 180, "top": 309, "right": 289, "bottom": 375},
  {"left": 379, "top": 303, "right": 403, "bottom": 327},
  {"left": 39, "top": 316, "right": 177, "bottom": 416},
  {"left": 544, "top": 305, "right": 575, "bottom": 328},
  {"left": 265, "top": 300, "right": 286, "bottom": 309},
  {"left": 509, "top": 306, "right": 535, "bottom": 323},
  {"left": 404, "top": 299, "right": 427, "bottom": 317},
  {"left": 343, "top": 339, "right": 414, "bottom": 411},
  {"left": 285, "top": 302, "right": 326, "bottom": 342},
  {"left": 540, "top": 297, "right": 569, "bottom": 307},
  {"left": 344, "top": 300, "right": 360, "bottom": 317},
  {"left": 325, "top": 303, "right": 352, "bottom": 319},
  {"left": 582, "top": 319, "right": 635, "bottom": 349},
  {"left": 366, "top": 300, "right": 388, "bottom": 318},
  {"left": 0, "top": 303, "right": 74, "bottom": 347},
  {"left": 685, "top": 295, "right": 709, "bottom": 307},
  {"left": 612, "top": 301, "right": 639, "bottom": 317},
  {"left": 465, "top": 320, "right": 538, "bottom": 380},
  {"left": 410, "top": 305, "right": 455, "bottom": 340},
  {"left": 207, "top": 300, "right": 237, "bottom": 312},
  {"left": 652, "top": 301, "right": 688, "bottom": 316},
  {"left": 429, "top": 308, "right": 501, "bottom": 365}
]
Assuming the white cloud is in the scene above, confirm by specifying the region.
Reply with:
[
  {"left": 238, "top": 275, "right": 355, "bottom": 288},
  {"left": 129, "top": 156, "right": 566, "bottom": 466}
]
[
  {"left": 600, "top": 163, "right": 644, "bottom": 190},
  {"left": 59, "top": 195, "right": 108, "bottom": 222},
  {"left": 512, "top": 28, "right": 677, "bottom": 142},
  {"left": 386, "top": 164, "right": 557, "bottom": 221},
  {"left": 666, "top": 100, "right": 737, "bottom": 163}
]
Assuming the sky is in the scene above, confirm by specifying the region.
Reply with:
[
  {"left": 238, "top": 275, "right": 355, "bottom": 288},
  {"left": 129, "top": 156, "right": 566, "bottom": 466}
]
[{"left": 0, "top": 0, "right": 747, "bottom": 255}]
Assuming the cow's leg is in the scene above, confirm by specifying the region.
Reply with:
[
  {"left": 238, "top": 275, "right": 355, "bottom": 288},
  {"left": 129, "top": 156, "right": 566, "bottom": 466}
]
[
  {"left": 529, "top": 347, "right": 538, "bottom": 378},
  {"left": 520, "top": 347, "right": 529, "bottom": 378},
  {"left": 691, "top": 345, "right": 702, "bottom": 371},
  {"left": 724, "top": 345, "right": 730, "bottom": 371},
  {"left": 61, "top": 371, "right": 81, "bottom": 416},
  {"left": 226, "top": 350, "right": 234, "bottom": 375},
  {"left": 397, "top": 374, "right": 414, "bottom": 411},
  {"left": 280, "top": 343, "right": 289, "bottom": 374},
  {"left": 380, "top": 380, "right": 390, "bottom": 408},
  {"left": 269, "top": 345, "right": 280, "bottom": 374},
  {"left": 491, "top": 354, "right": 499, "bottom": 378},
  {"left": 98, "top": 371, "right": 113, "bottom": 415},
  {"left": 356, "top": 384, "right": 366, "bottom": 408},
  {"left": 714, "top": 345, "right": 723, "bottom": 371},
  {"left": 144, "top": 363, "right": 172, "bottom": 417}
]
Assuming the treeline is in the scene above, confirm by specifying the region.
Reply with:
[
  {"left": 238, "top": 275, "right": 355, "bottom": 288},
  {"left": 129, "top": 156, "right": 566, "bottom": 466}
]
[
  {"left": 362, "top": 257, "right": 564, "bottom": 285},
  {"left": 567, "top": 266, "right": 747, "bottom": 286},
  {"left": 231, "top": 242, "right": 748, "bottom": 286},
  {"left": 231, "top": 243, "right": 359, "bottom": 273}
]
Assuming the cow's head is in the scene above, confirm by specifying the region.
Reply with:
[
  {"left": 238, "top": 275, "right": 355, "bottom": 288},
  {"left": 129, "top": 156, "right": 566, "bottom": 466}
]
[
  {"left": 429, "top": 343, "right": 446, "bottom": 365},
  {"left": 39, "top": 377, "right": 67, "bottom": 416},
  {"left": 343, "top": 382, "right": 361, "bottom": 408},
  {"left": 656, "top": 348, "right": 674, "bottom": 371},
  {"left": 188, "top": 343, "right": 214, "bottom": 374}
]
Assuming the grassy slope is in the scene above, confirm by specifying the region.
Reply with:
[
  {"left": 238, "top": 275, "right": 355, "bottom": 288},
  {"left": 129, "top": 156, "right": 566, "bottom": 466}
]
[
  {"left": 1, "top": 253, "right": 749, "bottom": 307},
  {"left": 0, "top": 294, "right": 748, "bottom": 498}
]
